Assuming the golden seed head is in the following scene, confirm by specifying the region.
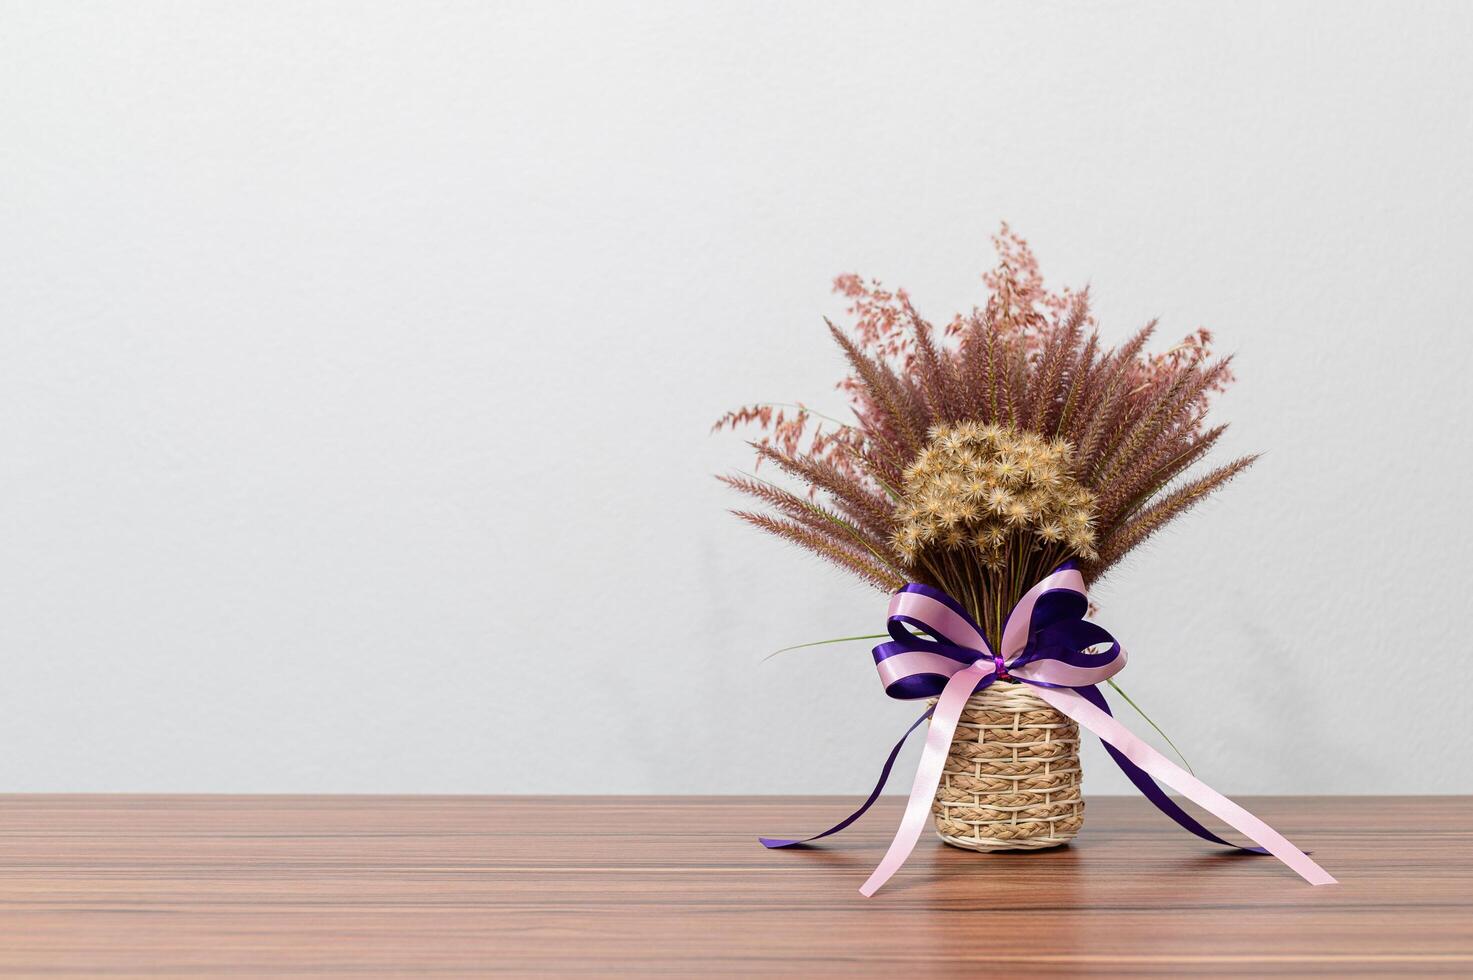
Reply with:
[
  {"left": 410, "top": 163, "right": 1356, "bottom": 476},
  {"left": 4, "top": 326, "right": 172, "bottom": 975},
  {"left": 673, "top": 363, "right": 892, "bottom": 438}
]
[{"left": 891, "top": 423, "right": 1098, "bottom": 567}]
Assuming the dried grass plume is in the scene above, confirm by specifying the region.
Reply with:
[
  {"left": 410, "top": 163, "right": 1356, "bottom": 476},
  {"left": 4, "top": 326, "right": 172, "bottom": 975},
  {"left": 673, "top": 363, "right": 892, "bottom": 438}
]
[{"left": 716, "top": 225, "right": 1256, "bottom": 650}]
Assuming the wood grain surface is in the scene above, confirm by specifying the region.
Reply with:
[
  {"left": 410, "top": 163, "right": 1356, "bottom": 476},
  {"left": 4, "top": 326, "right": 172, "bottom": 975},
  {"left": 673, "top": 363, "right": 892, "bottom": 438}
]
[{"left": 0, "top": 795, "right": 1467, "bottom": 976}]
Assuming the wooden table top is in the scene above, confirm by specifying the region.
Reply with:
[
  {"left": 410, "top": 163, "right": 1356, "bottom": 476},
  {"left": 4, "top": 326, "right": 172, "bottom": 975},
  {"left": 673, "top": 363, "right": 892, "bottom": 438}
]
[{"left": 0, "top": 795, "right": 1467, "bottom": 976}]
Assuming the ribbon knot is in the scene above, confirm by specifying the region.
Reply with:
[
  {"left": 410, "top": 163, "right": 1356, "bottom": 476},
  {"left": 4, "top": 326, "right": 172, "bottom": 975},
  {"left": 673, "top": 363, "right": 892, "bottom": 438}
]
[{"left": 760, "top": 561, "right": 1337, "bottom": 896}]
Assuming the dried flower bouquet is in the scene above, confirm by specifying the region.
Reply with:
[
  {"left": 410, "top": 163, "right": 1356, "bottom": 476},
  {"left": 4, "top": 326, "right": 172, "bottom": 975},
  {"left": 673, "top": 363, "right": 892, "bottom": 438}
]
[
  {"left": 717, "top": 226, "right": 1281, "bottom": 865},
  {"left": 717, "top": 226, "right": 1252, "bottom": 653}
]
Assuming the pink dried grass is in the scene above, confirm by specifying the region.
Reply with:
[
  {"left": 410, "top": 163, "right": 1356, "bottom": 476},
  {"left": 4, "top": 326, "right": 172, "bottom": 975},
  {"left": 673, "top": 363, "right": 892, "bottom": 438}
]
[{"left": 715, "top": 225, "right": 1253, "bottom": 645}]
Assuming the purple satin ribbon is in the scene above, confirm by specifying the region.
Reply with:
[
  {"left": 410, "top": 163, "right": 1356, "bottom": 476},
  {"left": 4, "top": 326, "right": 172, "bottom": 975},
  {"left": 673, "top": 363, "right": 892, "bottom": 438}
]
[{"left": 761, "top": 562, "right": 1337, "bottom": 895}]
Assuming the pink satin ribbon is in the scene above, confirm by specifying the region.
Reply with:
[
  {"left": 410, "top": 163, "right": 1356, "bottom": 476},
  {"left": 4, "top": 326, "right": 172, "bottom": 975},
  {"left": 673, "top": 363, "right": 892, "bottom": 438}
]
[{"left": 858, "top": 569, "right": 1337, "bottom": 897}]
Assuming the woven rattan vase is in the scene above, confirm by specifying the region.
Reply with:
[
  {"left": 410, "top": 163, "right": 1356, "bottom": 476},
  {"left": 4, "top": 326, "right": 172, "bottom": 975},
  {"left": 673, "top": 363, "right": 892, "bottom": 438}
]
[{"left": 931, "top": 681, "right": 1084, "bottom": 851}]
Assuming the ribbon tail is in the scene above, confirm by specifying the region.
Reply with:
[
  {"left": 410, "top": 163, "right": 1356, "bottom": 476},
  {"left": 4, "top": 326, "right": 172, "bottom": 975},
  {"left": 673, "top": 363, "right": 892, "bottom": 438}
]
[
  {"left": 1031, "top": 685, "right": 1337, "bottom": 886},
  {"left": 1074, "top": 685, "right": 1267, "bottom": 853},
  {"left": 759, "top": 706, "right": 933, "bottom": 848},
  {"left": 859, "top": 663, "right": 992, "bottom": 897}
]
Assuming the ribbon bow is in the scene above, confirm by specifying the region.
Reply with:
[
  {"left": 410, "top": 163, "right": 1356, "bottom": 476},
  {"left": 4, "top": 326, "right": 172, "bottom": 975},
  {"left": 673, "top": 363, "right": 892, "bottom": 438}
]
[{"left": 761, "top": 562, "right": 1336, "bottom": 896}]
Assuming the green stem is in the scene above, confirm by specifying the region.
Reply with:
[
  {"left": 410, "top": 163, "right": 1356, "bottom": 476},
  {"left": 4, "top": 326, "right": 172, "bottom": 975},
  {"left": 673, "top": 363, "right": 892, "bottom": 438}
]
[
  {"left": 761, "top": 633, "right": 889, "bottom": 662},
  {"left": 1105, "top": 678, "right": 1194, "bottom": 775}
]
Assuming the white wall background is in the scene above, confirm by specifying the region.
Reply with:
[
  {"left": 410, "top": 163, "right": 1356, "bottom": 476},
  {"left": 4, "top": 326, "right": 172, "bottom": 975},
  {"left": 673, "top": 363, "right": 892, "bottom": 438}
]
[{"left": 2, "top": 1, "right": 1469, "bottom": 795}]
